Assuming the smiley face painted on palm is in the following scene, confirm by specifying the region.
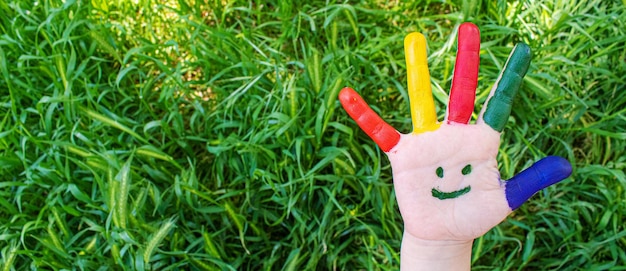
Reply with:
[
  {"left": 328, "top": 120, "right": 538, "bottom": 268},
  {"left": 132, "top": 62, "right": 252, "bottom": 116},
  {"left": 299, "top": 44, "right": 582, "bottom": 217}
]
[
  {"left": 432, "top": 163, "right": 472, "bottom": 200},
  {"left": 387, "top": 124, "right": 510, "bottom": 240},
  {"left": 339, "top": 23, "right": 572, "bottom": 241}
]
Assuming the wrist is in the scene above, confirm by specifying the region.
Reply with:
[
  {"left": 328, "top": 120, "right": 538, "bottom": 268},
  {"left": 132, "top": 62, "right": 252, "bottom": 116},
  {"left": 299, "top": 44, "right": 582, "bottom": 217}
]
[{"left": 400, "top": 232, "right": 473, "bottom": 271}]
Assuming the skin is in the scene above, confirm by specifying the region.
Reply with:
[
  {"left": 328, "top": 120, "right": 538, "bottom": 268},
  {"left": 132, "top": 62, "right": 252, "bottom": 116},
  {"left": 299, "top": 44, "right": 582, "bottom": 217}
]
[
  {"left": 339, "top": 22, "right": 572, "bottom": 270},
  {"left": 405, "top": 32, "right": 439, "bottom": 133},
  {"left": 388, "top": 123, "right": 509, "bottom": 240},
  {"left": 447, "top": 23, "right": 480, "bottom": 124},
  {"left": 431, "top": 186, "right": 471, "bottom": 200},
  {"left": 432, "top": 165, "right": 473, "bottom": 200}
]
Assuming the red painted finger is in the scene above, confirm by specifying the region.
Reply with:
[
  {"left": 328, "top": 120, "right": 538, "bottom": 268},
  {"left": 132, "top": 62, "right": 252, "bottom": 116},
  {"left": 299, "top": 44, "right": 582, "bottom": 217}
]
[
  {"left": 447, "top": 22, "right": 480, "bottom": 124},
  {"left": 339, "top": 87, "right": 400, "bottom": 152}
]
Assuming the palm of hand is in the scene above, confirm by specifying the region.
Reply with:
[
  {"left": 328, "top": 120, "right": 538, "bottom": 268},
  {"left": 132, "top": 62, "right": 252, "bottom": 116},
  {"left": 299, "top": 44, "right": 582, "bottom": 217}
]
[
  {"left": 390, "top": 124, "right": 509, "bottom": 241},
  {"left": 340, "top": 23, "right": 572, "bottom": 242}
]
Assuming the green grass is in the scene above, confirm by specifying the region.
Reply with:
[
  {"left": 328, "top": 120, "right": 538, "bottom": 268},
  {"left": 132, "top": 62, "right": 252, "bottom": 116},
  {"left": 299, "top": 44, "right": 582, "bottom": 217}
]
[{"left": 1, "top": 0, "right": 625, "bottom": 270}]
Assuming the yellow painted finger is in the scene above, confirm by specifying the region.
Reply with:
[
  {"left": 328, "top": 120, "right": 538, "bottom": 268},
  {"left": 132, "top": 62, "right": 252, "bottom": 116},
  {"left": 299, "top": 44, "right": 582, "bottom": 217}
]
[{"left": 404, "top": 32, "right": 439, "bottom": 133}]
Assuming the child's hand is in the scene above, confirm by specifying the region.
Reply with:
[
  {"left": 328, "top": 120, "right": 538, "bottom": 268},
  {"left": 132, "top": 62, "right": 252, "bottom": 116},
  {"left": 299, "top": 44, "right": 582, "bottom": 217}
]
[{"left": 339, "top": 23, "right": 572, "bottom": 244}]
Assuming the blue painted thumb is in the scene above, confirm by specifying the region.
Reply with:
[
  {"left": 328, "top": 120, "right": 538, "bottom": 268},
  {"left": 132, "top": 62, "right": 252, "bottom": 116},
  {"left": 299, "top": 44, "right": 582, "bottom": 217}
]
[{"left": 505, "top": 156, "right": 573, "bottom": 210}]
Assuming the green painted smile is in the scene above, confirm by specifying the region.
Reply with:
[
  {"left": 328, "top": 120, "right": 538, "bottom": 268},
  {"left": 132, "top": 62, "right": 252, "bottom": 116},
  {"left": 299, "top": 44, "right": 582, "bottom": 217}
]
[
  {"left": 431, "top": 186, "right": 472, "bottom": 200},
  {"left": 431, "top": 164, "right": 473, "bottom": 200}
]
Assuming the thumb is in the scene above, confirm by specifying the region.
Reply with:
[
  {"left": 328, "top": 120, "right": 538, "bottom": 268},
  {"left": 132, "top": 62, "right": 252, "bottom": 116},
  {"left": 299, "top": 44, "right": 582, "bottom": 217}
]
[{"left": 505, "top": 156, "right": 572, "bottom": 210}]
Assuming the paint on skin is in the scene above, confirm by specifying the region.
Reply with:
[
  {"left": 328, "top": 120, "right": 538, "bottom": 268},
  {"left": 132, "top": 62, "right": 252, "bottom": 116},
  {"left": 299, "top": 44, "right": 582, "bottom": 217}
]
[
  {"left": 432, "top": 186, "right": 472, "bottom": 200},
  {"left": 431, "top": 165, "right": 473, "bottom": 200},
  {"left": 404, "top": 32, "right": 439, "bottom": 134},
  {"left": 462, "top": 164, "right": 472, "bottom": 175},
  {"left": 338, "top": 88, "right": 401, "bottom": 152},
  {"left": 448, "top": 23, "right": 480, "bottom": 124},
  {"left": 505, "top": 156, "right": 572, "bottom": 210},
  {"left": 436, "top": 167, "right": 444, "bottom": 178},
  {"left": 482, "top": 43, "right": 531, "bottom": 132}
]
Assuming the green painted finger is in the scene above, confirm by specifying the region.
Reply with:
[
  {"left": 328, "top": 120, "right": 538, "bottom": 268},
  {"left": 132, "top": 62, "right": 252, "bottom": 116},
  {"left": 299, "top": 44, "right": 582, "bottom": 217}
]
[{"left": 481, "top": 43, "right": 531, "bottom": 132}]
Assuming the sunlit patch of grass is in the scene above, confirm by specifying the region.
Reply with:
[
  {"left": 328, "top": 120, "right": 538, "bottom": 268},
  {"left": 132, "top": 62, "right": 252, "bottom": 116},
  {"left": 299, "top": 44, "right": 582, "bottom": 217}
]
[{"left": 1, "top": 0, "right": 625, "bottom": 270}]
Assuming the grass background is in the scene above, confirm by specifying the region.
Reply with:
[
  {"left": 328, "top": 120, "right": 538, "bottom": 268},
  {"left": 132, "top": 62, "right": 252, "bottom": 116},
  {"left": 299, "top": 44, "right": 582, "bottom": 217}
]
[{"left": 1, "top": 0, "right": 625, "bottom": 270}]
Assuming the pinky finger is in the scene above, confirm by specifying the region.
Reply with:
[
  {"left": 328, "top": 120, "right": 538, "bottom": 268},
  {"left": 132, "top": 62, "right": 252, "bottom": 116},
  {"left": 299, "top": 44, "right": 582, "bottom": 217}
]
[{"left": 339, "top": 87, "right": 401, "bottom": 152}]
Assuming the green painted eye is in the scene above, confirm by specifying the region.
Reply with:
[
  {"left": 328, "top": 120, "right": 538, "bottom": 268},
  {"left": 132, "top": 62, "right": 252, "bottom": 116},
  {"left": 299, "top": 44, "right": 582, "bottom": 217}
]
[
  {"left": 436, "top": 167, "right": 444, "bottom": 178},
  {"left": 462, "top": 164, "right": 472, "bottom": 175}
]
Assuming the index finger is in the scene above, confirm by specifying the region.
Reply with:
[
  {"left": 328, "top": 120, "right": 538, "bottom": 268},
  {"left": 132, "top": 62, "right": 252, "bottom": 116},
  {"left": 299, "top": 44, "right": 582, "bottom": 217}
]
[
  {"left": 479, "top": 43, "right": 531, "bottom": 132},
  {"left": 405, "top": 33, "right": 439, "bottom": 133}
]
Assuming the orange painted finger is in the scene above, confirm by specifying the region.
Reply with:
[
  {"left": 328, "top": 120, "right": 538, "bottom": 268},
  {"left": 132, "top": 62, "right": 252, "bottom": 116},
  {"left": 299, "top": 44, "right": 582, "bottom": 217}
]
[
  {"left": 447, "top": 22, "right": 480, "bottom": 124},
  {"left": 405, "top": 32, "right": 439, "bottom": 133},
  {"left": 339, "top": 87, "right": 400, "bottom": 152}
]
